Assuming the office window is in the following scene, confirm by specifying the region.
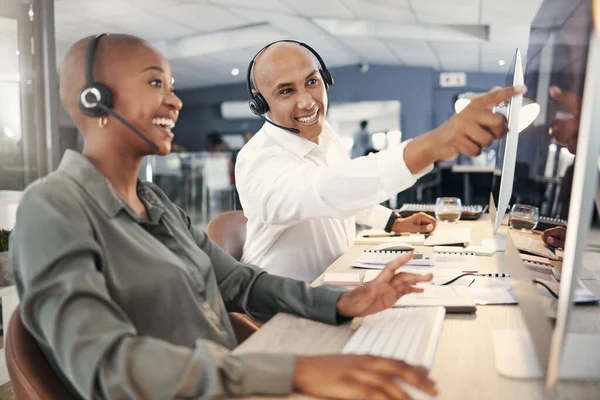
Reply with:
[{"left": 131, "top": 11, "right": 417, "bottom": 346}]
[{"left": 0, "top": 0, "right": 58, "bottom": 190}]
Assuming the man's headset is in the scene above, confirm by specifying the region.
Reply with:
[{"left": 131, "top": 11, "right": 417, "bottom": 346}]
[
  {"left": 78, "top": 33, "right": 159, "bottom": 151},
  {"left": 246, "top": 39, "right": 334, "bottom": 134}
]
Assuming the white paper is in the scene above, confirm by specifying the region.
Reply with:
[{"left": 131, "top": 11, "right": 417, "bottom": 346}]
[
  {"left": 362, "top": 269, "right": 465, "bottom": 284},
  {"left": 467, "top": 276, "right": 516, "bottom": 305},
  {"left": 469, "top": 287, "right": 517, "bottom": 305},
  {"left": 434, "top": 254, "right": 478, "bottom": 271}
]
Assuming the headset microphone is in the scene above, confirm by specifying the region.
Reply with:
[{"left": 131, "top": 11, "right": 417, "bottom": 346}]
[
  {"left": 248, "top": 103, "right": 300, "bottom": 134},
  {"left": 96, "top": 103, "right": 159, "bottom": 151},
  {"left": 78, "top": 33, "right": 159, "bottom": 153}
]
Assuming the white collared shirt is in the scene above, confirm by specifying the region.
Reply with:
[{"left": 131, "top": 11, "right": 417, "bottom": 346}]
[{"left": 235, "top": 121, "right": 432, "bottom": 282}]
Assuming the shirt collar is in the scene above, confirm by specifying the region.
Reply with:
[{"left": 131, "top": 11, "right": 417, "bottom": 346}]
[
  {"left": 264, "top": 120, "right": 336, "bottom": 159},
  {"left": 57, "top": 150, "right": 164, "bottom": 221}
]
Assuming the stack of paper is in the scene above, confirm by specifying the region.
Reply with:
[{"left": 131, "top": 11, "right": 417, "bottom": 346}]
[
  {"left": 424, "top": 227, "right": 471, "bottom": 247},
  {"left": 352, "top": 251, "right": 434, "bottom": 269},
  {"left": 352, "top": 250, "right": 478, "bottom": 272}
]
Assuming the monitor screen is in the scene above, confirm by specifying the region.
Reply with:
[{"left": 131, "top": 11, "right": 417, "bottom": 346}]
[
  {"left": 489, "top": 49, "right": 524, "bottom": 233},
  {"left": 513, "top": 0, "right": 591, "bottom": 219},
  {"left": 491, "top": 51, "right": 519, "bottom": 209},
  {"left": 497, "top": 0, "right": 600, "bottom": 386}
]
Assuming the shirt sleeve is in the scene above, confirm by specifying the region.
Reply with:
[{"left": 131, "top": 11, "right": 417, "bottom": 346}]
[
  {"left": 9, "top": 186, "right": 296, "bottom": 399},
  {"left": 355, "top": 204, "right": 394, "bottom": 229},
  {"left": 178, "top": 209, "right": 347, "bottom": 325},
  {"left": 236, "top": 139, "right": 432, "bottom": 226}
]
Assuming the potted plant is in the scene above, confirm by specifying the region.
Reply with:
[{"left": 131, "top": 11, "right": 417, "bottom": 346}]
[{"left": 0, "top": 229, "right": 14, "bottom": 286}]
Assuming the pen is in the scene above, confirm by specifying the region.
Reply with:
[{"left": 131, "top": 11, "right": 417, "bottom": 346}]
[
  {"left": 362, "top": 233, "right": 431, "bottom": 238},
  {"left": 362, "top": 233, "right": 402, "bottom": 238}
]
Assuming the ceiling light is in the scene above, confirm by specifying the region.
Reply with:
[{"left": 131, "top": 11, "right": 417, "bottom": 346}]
[
  {"left": 15, "top": 50, "right": 19, "bottom": 56},
  {"left": 231, "top": 68, "right": 239, "bottom": 76},
  {"left": 498, "top": 59, "right": 506, "bottom": 66}
]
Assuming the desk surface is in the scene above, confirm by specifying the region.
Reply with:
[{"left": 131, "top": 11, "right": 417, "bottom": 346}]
[{"left": 234, "top": 218, "right": 600, "bottom": 399}]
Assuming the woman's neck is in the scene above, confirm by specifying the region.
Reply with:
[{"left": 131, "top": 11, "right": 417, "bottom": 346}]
[{"left": 82, "top": 142, "right": 143, "bottom": 206}]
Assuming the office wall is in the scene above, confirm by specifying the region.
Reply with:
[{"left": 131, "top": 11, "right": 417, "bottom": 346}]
[{"left": 174, "top": 66, "right": 506, "bottom": 151}]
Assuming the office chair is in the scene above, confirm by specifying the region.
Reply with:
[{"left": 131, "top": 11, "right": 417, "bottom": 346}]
[
  {"left": 206, "top": 210, "right": 248, "bottom": 262},
  {"left": 207, "top": 211, "right": 262, "bottom": 338},
  {"left": 6, "top": 309, "right": 74, "bottom": 400}
]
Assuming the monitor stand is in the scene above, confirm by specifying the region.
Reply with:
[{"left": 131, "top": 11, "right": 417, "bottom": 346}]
[{"left": 493, "top": 330, "right": 600, "bottom": 379}]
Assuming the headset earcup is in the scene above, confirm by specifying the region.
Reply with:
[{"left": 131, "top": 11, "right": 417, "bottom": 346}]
[
  {"left": 320, "top": 69, "right": 334, "bottom": 89},
  {"left": 78, "top": 83, "right": 113, "bottom": 118},
  {"left": 251, "top": 93, "right": 269, "bottom": 115}
]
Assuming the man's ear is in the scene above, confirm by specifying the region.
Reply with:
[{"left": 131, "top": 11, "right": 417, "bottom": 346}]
[{"left": 251, "top": 88, "right": 258, "bottom": 96}]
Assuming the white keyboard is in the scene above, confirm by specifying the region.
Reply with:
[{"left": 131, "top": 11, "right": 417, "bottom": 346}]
[{"left": 342, "top": 307, "right": 445, "bottom": 368}]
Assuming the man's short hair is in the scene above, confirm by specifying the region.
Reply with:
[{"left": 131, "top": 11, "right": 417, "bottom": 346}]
[{"left": 360, "top": 120, "right": 368, "bottom": 129}]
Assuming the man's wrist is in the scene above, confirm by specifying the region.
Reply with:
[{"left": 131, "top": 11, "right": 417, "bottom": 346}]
[
  {"left": 404, "top": 131, "right": 439, "bottom": 173},
  {"left": 384, "top": 211, "right": 401, "bottom": 232},
  {"left": 391, "top": 218, "right": 405, "bottom": 233}
]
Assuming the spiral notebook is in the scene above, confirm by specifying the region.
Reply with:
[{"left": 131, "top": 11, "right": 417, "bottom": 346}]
[
  {"left": 352, "top": 249, "right": 478, "bottom": 272},
  {"left": 354, "top": 230, "right": 426, "bottom": 245}
]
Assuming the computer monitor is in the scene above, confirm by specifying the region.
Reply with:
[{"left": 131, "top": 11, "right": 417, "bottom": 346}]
[
  {"left": 490, "top": 49, "right": 525, "bottom": 235},
  {"left": 493, "top": 0, "right": 600, "bottom": 387}
]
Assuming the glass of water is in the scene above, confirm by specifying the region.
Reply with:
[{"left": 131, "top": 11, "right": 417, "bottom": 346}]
[
  {"left": 509, "top": 204, "right": 539, "bottom": 232},
  {"left": 435, "top": 197, "right": 462, "bottom": 223}
]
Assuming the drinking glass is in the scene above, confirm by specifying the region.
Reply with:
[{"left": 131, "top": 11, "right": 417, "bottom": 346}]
[
  {"left": 435, "top": 197, "right": 462, "bottom": 223},
  {"left": 509, "top": 204, "right": 539, "bottom": 232}
]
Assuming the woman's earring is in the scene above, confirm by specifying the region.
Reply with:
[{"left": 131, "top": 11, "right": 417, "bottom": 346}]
[{"left": 98, "top": 116, "right": 108, "bottom": 128}]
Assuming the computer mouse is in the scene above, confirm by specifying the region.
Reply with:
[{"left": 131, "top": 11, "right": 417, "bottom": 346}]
[{"left": 377, "top": 244, "right": 415, "bottom": 251}]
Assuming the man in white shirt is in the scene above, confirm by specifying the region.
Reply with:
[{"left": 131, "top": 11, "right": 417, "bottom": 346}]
[{"left": 236, "top": 40, "right": 525, "bottom": 282}]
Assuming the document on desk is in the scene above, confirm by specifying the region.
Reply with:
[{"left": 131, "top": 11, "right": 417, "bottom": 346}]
[
  {"left": 354, "top": 230, "right": 426, "bottom": 245},
  {"left": 424, "top": 227, "right": 471, "bottom": 247},
  {"left": 394, "top": 286, "right": 477, "bottom": 313},
  {"left": 468, "top": 277, "right": 517, "bottom": 305},
  {"left": 352, "top": 251, "right": 478, "bottom": 272},
  {"left": 363, "top": 269, "right": 469, "bottom": 285},
  {"left": 433, "top": 254, "right": 478, "bottom": 272}
]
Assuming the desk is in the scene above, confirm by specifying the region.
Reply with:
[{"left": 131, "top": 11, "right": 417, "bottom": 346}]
[{"left": 234, "top": 218, "right": 600, "bottom": 399}]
